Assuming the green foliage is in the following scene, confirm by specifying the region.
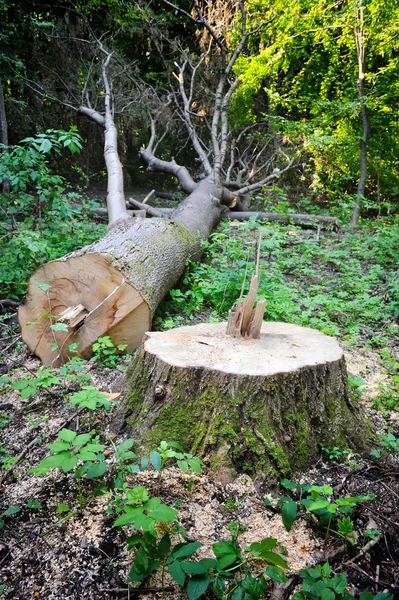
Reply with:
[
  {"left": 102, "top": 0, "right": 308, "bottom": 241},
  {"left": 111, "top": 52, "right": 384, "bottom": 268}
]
[
  {"left": 319, "top": 444, "right": 360, "bottom": 467},
  {"left": 91, "top": 336, "right": 131, "bottom": 369},
  {"left": 11, "top": 367, "right": 60, "bottom": 400},
  {"left": 29, "top": 428, "right": 107, "bottom": 478},
  {"left": 294, "top": 562, "right": 392, "bottom": 600},
  {"left": 0, "top": 129, "right": 105, "bottom": 299},
  {"left": 149, "top": 440, "right": 203, "bottom": 475},
  {"left": 0, "top": 504, "right": 21, "bottom": 529},
  {"left": 370, "top": 433, "right": 399, "bottom": 458},
  {"left": 158, "top": 220, "right": 399, "bottom": 348},
  {"left": 69, "top": 386, "right": 115, "bottom": 411},
  {"left": 266, "top": 479, "right": 375, "bottom": 543}
]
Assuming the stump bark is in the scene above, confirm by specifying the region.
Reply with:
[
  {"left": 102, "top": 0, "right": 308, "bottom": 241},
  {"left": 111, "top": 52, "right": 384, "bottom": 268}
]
[{"left": 124, "top": 322, "right": 372, "bottom": 478}]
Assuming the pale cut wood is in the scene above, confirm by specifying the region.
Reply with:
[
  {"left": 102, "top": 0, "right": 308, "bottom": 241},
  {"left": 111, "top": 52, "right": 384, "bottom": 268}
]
[
  {"left": 19, "top": 253, "right": 150, "bottom": 366},
  {"left": 57, "top": 304, "right": 88, "bottom": 328},
  {"left": 123, "top": 322, "right": 373, "bottom": 478}
]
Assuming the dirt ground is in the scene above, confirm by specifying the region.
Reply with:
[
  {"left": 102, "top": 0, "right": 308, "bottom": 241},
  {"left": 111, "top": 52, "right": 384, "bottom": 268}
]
[{"left": 0, "top": 310, "right": 398, "bottom": 600}]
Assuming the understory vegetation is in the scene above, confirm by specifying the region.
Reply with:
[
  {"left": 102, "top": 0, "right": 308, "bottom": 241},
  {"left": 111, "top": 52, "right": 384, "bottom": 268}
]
[{"left": 1, "top": 0, "right": 399, "bottom": 597}]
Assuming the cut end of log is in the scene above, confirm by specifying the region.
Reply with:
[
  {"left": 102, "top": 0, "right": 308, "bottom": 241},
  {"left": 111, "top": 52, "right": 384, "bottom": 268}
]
[{"left": 18, "top": 254, "right": 151, "bottom": 366}]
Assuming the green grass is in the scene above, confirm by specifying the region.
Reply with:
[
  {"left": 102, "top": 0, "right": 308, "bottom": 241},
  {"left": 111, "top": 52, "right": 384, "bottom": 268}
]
[{"left": 156, "top": 217, "right": 399, "bottom": 348}]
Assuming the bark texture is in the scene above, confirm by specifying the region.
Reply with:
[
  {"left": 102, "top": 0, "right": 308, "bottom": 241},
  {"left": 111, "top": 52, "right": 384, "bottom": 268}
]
[
  {"left": 124, "top": 322, "right": 372, "bottom": 478},
  {"left": 19, "top": 178, "right": 225, "bottom": 365}
]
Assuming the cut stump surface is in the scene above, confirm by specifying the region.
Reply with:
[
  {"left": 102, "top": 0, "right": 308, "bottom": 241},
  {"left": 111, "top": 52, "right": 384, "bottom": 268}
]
[{"left": 125, "top": 322, "right": 372, "bottom": 478}]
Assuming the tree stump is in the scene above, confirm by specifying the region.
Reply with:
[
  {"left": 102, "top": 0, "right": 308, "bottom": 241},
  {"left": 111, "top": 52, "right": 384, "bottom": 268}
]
[{"left": 125, "top": 322, "right": 372, "bottom": 478}]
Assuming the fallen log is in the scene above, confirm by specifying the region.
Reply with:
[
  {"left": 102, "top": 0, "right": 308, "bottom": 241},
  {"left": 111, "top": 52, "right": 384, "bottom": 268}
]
[
  {"left": 131, "top": 204, "right": 339, "bottom": 230},
  {"left": 19, "top": 177, "right": 225, "bottom": 366},
  {"left": 226, "top": 211, "right": 340, "bottom": 230}
]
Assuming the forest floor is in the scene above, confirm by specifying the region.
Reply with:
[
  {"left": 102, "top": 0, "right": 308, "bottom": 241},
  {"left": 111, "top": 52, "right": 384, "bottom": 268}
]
[{"left": 0, "top": 211, "right": 398, "bottom": 600}]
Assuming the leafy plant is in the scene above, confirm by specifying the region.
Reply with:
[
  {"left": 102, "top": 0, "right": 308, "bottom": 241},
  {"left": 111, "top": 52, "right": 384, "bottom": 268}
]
[
  {"left": 91, "top": 336, "right": 131, "bottom": 369},
  {"left": 29, "top": 428, "right": 107, "bottom": 478},
  {"left": 149, "top": 440, "right": 203, "bottom": 475},
  {"left": 266, "top": 480, "right": 375, "bottom": 541},
  {"left": 319, "top": 444, "right": 360, "bottom": 467},
  {"left": 293, "top": 563, "right": 392, "bottom": 600},
  {"left": 69, "top": 386, "right": 115, "bottom": 411},
  {"left": 370, "top": 433, "right": 399, "bottom": 458},
  {"left": 11, "top": 367, "right": 60, "bottom": 400}
]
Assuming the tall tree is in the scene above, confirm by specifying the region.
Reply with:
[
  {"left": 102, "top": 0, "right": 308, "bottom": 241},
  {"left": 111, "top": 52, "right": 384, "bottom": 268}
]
[{"left": 235, "top": 0, "right": 399, "bottom": 221}]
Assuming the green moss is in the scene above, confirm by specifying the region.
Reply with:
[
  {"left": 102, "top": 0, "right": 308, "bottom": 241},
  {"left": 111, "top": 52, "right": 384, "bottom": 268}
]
[{"left": 125, "top": 356, "right": 371, "bottom": 478}]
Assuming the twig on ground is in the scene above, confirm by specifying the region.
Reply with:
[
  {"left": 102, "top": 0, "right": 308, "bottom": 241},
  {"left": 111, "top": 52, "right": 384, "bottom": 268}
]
[{"left": 335, "top": 533, "right": 383, "bottom": 570}]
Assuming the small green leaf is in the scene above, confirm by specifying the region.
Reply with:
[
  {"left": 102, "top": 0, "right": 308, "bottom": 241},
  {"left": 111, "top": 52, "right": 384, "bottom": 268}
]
[
  {"left": 48, "top": 441, "right": 70, "bottom": 453},
  {"left": 36, "top": 283, "right": 51, "bottom": 291},
  {"left": 61, "top": 455, "right": 79, "bottom": 472},
  {"left": 3, "top": 505, "right": 21, "bottom": 516},
  {"left": 27, "top": 499, "right": 42, "bottom": 509},
  {"left": 259, "top": 551, "right": 289, "bottom": 569},
  {"left": 73, "top": 434, "right": 91, "bottom": 447},
  {"left": 168, "top": 560, "right": 186, "bottom": 586},
  {"left": 266, "top": 566, "right": 288, "bottom": 582},
  {"left": 86, "top": 461, "right": 107, "bottom": 479},
  {"left": 321, "top": 590, "right": 335, "bottom": 600},
  {"left": 57, "top": 429, "right": 76, "bottom": 443},
  {"left": 282, "top": 500, "right": 298, "bottom": 531},
  {"left": 149, "top": 504, "right": 178, "bottom": 523},
  {"left": 171, "top": 541, "right": 202, "bottom": 559},
  {"left": 56, "top": 503, "right": 70, "bottom": 514},
  {"left": 181, "top": 559, "right": 216, "bottom": 574},
  {"left": 50, "top": 322, "right": 69, "bottom": 332},
  {"left": 186, "top": 574, "right": 210, "bottom": 600},
  {"left": 150, "top": 451, "right": 162, "bottom": 472}
]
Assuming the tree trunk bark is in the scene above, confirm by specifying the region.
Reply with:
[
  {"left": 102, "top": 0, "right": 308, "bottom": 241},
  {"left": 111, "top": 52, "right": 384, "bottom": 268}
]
[
  {"left": 18, "top": 177, "right": 225, "bottom": 365},
  {"left": 351, "top": 7, "right": 369, "bottom": 228},
  {"left": 0, "top": 79, "right": 10, "bottom": 194},
  {"left": 351, "top": 75, "right": 369, "bottom": 227},
  {"left": 122, "top": 322, "right": 372, "bottom": 479}
]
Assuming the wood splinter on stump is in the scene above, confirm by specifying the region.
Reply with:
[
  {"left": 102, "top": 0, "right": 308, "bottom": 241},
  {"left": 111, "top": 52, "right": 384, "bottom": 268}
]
[{"left": 226, "top": 233, "right": 266, "bottom": 339}]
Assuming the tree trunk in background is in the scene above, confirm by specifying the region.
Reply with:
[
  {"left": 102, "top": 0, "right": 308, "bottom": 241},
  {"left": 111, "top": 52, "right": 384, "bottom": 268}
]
[
  {"left": 19, "top": 177, "right": 225, "bottom": 366},
  {"left": 0, "top": 79, "right": 10, "bottom": 194},
  {"left": 351, "top": 2, "right": 369, "bottom": 227}
]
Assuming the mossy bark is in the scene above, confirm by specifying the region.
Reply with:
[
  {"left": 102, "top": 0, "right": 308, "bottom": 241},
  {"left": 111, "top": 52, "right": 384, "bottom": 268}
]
[{"left": 124, "top": 324, "right": 373, "bottom": 479}]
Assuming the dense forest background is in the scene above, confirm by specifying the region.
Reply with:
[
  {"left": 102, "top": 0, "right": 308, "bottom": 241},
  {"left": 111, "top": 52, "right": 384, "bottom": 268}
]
[{"left": 1, "top": 0, "right": 399, "bottom": 211}]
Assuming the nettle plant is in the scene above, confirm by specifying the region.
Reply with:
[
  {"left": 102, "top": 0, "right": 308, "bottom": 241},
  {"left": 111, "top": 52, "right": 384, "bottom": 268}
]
[{"left": 265, "top": 480, "right": 375, "bottom": 544}]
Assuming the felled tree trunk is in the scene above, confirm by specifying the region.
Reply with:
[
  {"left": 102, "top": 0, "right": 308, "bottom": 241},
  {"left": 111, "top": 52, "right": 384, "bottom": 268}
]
[
  {"left": 18, "top": 178, "right": 224, "bottom": 366},
  {"left": 124, "top": 322, "right": 372, "bottom": 478}
]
